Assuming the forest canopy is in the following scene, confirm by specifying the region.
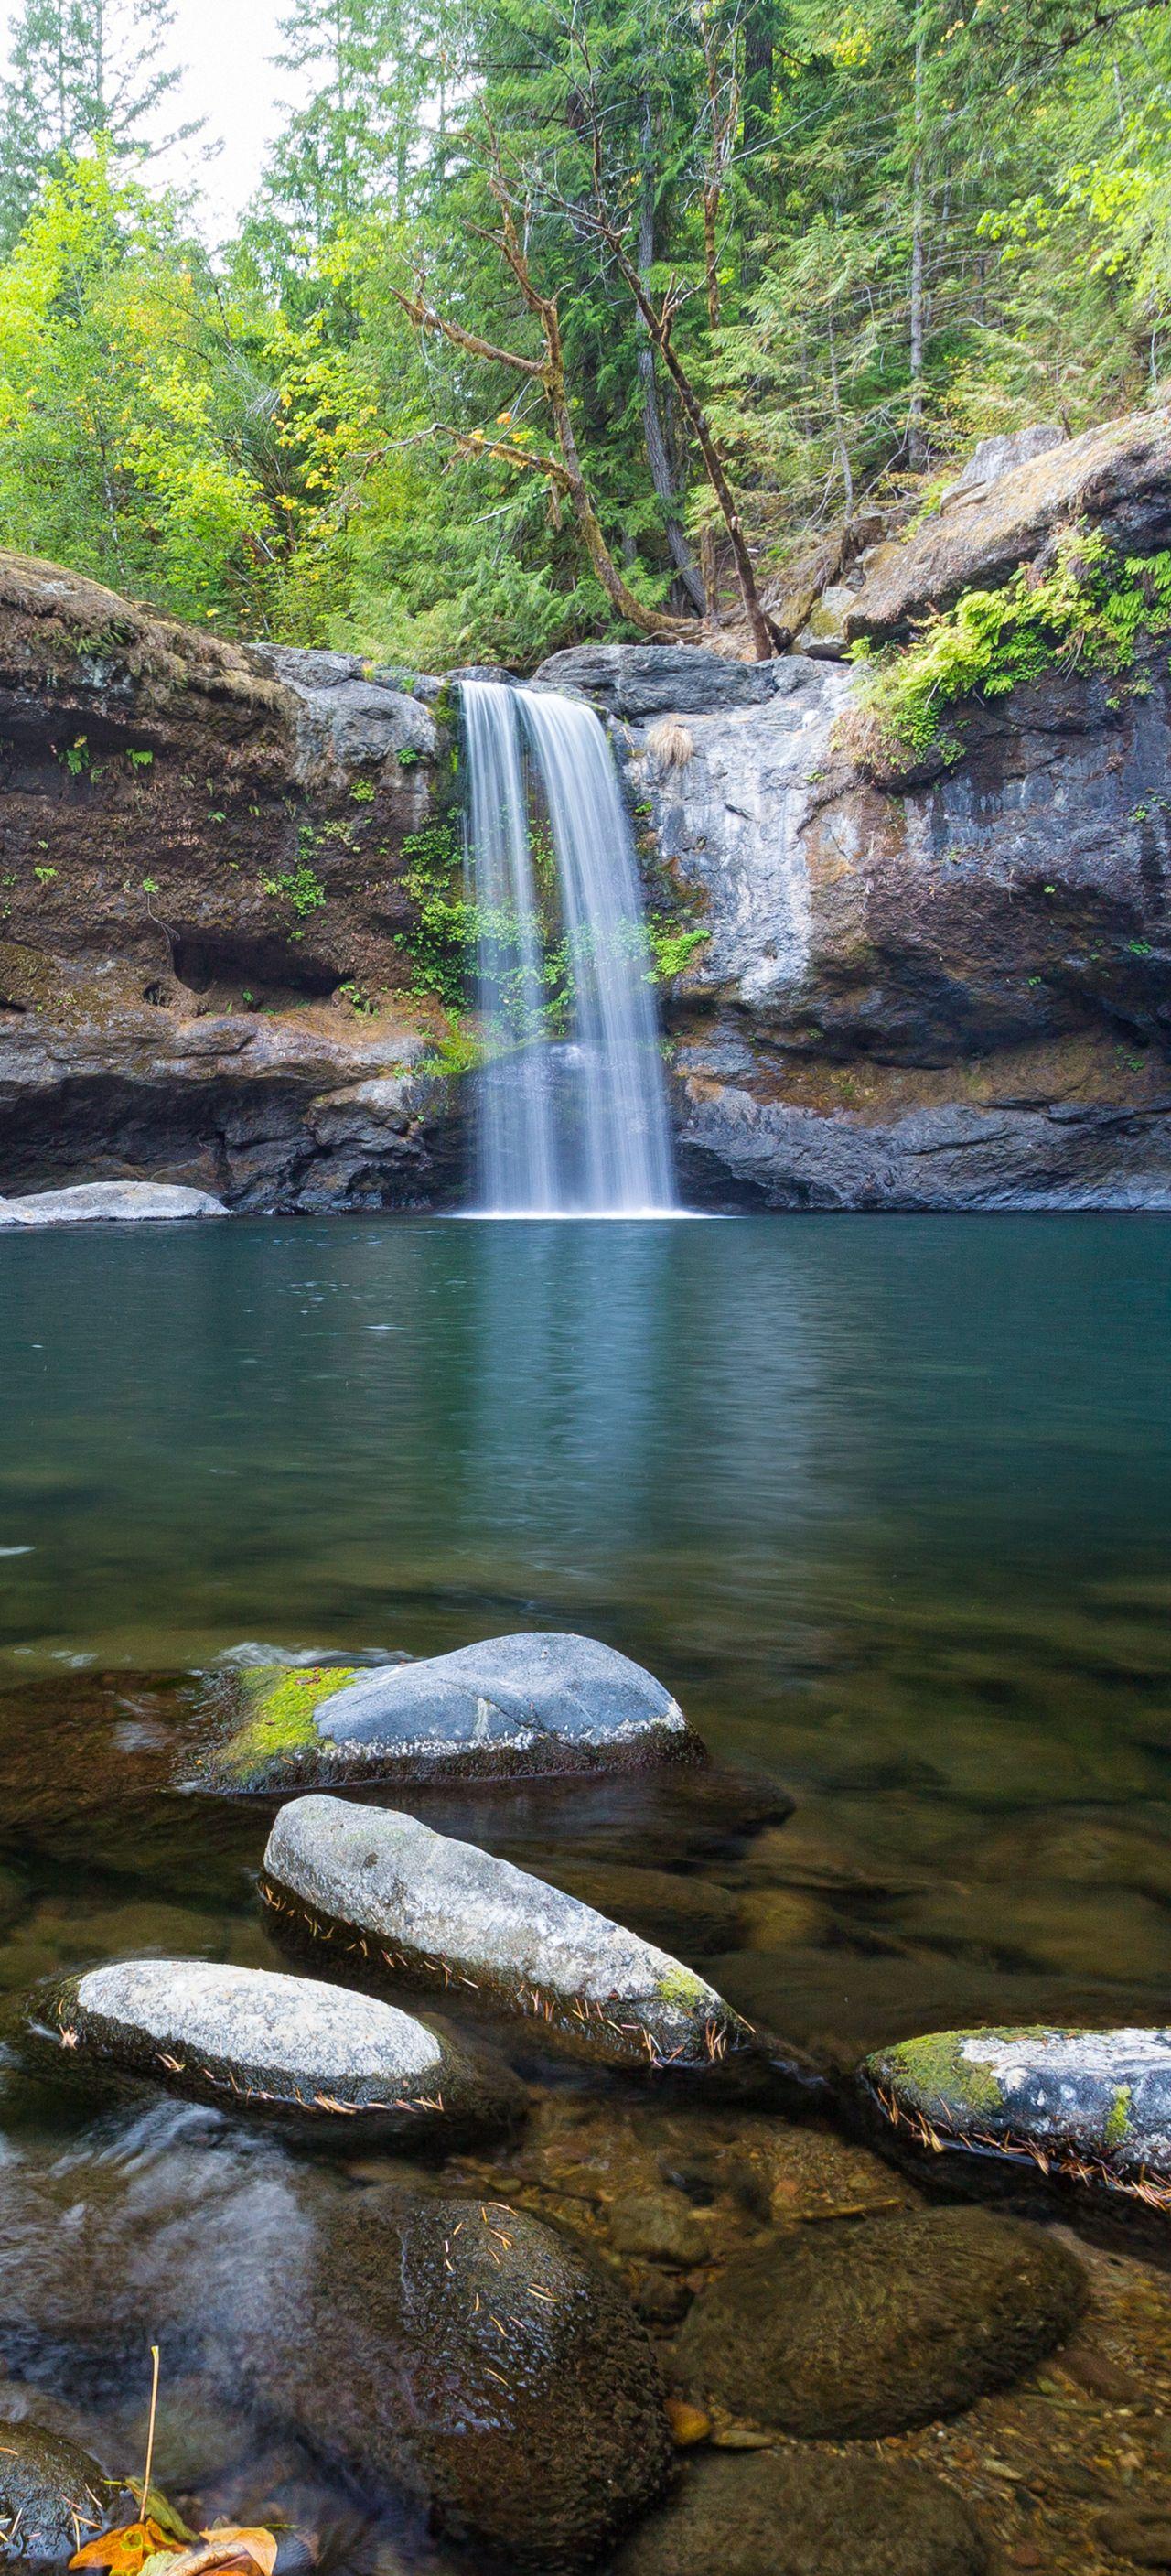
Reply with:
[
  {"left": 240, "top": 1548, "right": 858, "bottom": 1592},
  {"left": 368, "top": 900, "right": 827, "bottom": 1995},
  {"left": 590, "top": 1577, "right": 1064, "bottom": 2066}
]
[{"left": 0, "top": 0, "right": 1168, "bottom": 667}]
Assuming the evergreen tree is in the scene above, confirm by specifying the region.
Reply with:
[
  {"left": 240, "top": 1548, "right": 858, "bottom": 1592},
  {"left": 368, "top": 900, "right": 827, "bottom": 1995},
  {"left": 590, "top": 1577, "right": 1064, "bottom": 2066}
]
[{"left": 0, "top": 0, "right": 196, "bottom": 251}]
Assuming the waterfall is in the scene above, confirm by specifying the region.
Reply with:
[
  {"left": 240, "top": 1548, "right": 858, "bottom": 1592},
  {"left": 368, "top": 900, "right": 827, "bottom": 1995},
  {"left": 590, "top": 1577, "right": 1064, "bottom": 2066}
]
[{"left": 461, "top": 678, "right": 676, "bottom": 1216}]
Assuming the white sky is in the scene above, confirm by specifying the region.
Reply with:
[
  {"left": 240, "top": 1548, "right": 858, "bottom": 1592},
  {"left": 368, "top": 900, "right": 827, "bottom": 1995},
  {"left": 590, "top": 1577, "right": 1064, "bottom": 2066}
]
[{"left": 1, "top": 0, "right": 300, "bottom": 238}]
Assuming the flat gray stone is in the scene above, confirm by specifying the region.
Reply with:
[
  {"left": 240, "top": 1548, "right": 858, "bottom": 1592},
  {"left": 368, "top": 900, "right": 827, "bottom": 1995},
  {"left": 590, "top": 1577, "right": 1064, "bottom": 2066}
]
[
  {"left": 30, "top": 1958, "right": 522, "bottom": 2145},
  {"left": 533, "top": 643, "right": 780, "bottom": 717},
  {"left": 201, "top": 1630, "right": 703, "bottom": 1791},
  {"left": 863, "top": 2025, "right": 1171, "bottom": 2208},
  {"left": 0, "top": 1181, "right": 226, "bottom": 1226},
  {"left": 263, "top": 1795, "right": 757, "bottom": 2073}
]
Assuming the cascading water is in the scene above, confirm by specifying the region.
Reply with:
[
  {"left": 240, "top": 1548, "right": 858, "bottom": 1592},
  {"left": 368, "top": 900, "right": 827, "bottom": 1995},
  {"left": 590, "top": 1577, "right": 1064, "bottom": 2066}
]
[{"left": 462, "top": 677, "right": 677, "bottom": 1216}]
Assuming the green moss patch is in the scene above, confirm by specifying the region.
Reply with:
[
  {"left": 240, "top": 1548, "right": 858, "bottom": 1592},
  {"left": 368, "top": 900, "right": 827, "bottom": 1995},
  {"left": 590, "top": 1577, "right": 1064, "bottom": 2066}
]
[
  {"left": 211, "top": 1664, "right": 361, "bottom": 1789},
  {"left": 851, "top": 531, "right": 1171, "bottom": 764},
  {"left": 1104, "top": 2082, "right": 1133, "bottom": 2148},
  {"left": 885, "top": 2030, "right": 1005, "bottom": 2118}
]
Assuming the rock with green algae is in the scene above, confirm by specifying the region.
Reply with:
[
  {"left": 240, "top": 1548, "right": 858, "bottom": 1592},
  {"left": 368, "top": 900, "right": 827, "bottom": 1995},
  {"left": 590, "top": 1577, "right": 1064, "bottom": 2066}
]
[
  {"left": 195, "top": 1632, "right": 704, "bottom": 1795},
  {"left": 262, "top": 1794, "right": 772, "bottom": 2076},
  {"left": 670, "top": 2206, "right": 1085, "bottom": 2438},
  {"left": 24, "top": 1958, "right": 524, "bottom": 2147},
  {"left": 862, "top": 2023, "right": 1171, "bottom": 2208},
  {"left": 0, "top": 2420, "right": 114, "bottom": 2563},
  {"left": 607, "top": 2447, "right": 990, "bottom": 2576}
]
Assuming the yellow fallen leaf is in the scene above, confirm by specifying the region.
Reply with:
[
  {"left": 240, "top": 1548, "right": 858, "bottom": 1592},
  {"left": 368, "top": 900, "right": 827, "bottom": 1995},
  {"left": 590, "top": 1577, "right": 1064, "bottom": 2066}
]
[{"left": 71, "top": 2517, "right": 182, "bottom": 2575}]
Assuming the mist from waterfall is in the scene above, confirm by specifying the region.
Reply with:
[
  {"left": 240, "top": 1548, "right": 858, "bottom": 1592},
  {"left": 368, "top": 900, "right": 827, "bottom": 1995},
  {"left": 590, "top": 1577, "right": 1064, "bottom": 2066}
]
[{"left": 461, "top": 678, "right": 676, "bottom": 1216}]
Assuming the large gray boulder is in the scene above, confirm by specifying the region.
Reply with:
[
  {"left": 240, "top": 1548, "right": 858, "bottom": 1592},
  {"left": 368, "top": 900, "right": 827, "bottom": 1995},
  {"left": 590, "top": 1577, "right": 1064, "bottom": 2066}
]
[
  {"left": 248, "top": 641, "right": 436, "bottom": 785},
  {"left": 199, "top": 1631, "right": 704, "bottom": 1793},
  {"left": 28, "top": 1958, "right": 522, "bottom": 2146},
  {"left": 262, "top": 1795, "right": 758, "bottom": 2074},
  {"left": 0, "top": 2422, "right": 115, "bottom": 2565},
  {"left": 846, "top": 405, "right": 1171, "bottom": 641},
  {"left": 533, "top": 642, "right": 780, "bottom": 718},
  {"left": 862, "top": 2024, "right": 1171, "bottom": 2211},
  {"left": 0, "top": 1181, "right": 226, "bottom": 1225},
  {"left": 671, "top": 2208, "right": 1085, "bottom": 2437}
]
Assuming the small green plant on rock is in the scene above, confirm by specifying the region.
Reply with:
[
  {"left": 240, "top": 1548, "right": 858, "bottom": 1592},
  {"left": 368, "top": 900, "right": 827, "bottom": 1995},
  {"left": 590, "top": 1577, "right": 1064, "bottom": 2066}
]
[
  {"left": 263, "top": 861, "right": 327, "bottom": 917},
  {"left": 852, "top": 533, "right": 1171, "bottom": 764}
]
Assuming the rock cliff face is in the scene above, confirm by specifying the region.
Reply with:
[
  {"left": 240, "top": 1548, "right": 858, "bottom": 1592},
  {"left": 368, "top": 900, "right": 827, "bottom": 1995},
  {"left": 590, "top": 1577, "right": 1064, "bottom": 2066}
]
[
  {"left": 5, "top": 402, "right": 1171, "bottom": 1216},
  {"left": 0, "top": 552, "right": 464, "bottom": 1210}
]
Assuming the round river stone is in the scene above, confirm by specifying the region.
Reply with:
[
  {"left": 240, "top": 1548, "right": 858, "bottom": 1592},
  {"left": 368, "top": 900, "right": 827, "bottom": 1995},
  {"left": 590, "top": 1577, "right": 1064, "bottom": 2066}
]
[
  {"left": 0, "top": 2421, "right": 113, "bottom": 2563},
  {"left": 671, "top": 2207, "right": 1085, "bottom": 2437},
  {"left": 28, "top": 1958, "right": 523, "bottom": 2145},
  {"left": 607, "top": 2447, "right": 990, "bottom": 2576}
]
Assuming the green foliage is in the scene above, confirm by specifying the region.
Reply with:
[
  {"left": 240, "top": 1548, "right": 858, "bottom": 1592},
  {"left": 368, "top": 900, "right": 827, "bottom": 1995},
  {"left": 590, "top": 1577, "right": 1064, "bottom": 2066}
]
[
  {"left": 263, "top": 858, "right": 328, "bottom": 916},
  {"left": 854, "top": 534, "right": 1171, "bottom": 760},
  {"left": 647, "top": 918, "right": 709, "bottom": 982}
]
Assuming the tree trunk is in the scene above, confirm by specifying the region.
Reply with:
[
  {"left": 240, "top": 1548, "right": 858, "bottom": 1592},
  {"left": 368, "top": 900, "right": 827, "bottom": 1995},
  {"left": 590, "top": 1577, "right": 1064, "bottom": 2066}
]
[
  {"left": 638, "top": 93, "right": 705, "bottom": 614},
  {"left": 908, "top": 21, "right": 927, "bottom": 473}
]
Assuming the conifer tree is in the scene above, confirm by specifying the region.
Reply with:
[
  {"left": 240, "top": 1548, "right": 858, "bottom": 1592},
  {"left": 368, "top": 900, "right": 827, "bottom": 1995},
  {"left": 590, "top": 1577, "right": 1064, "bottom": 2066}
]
[{"left": 0, "top": 0, "right": 195, "bottom": 251}]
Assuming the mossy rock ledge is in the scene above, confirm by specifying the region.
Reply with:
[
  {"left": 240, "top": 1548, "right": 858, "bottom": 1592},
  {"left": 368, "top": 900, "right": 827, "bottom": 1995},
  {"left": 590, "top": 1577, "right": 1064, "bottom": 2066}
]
[
  {"left": 261, "top": 1793, "right": 774, "bottom": 2078},
  {"left": 194, "top": 1632, "right": 705, "bottom": 1795},
  {"left": 26, "top": 1958, "right": 525, "bottom": 2146},
  {"left": 862, "top": 2024, "right": 1171, "bottom": 2211}
]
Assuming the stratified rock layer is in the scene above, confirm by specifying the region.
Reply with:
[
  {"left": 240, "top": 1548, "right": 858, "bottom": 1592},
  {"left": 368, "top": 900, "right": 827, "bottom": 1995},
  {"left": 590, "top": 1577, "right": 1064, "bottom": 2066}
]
[
  {"left": 863, "top": 2024, "right": 1171, "bottom": 2209},
  {"left": 671, "top": 2208, "right": 1085, "bottom": 2436},
  {"left": 199, "top": 1631, "right": 703, "bottom": 1793},
  {"left": 28, "top": 1958, "right": 523, "bottom": 2145},
  {"left": 262, "top": 1794, "right": 757, "bottom": 2072}
]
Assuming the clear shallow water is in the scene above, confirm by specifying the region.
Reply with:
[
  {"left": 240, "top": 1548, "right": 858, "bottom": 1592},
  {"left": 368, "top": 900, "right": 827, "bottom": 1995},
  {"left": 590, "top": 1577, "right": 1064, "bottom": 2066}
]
[{"left": 0, "top": 1212, "right": 1169, "bottom": 2561}]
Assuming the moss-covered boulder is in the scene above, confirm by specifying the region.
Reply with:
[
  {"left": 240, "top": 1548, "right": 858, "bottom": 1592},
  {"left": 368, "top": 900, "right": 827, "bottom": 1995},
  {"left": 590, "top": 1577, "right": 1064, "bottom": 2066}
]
[
  {"left": 607, "top": 2448, "right": 990, "bottom": 2576},
  {"left": 247, "top": 2184, "right": 675, "bottom": 2569},
  {"left": 195, "top": 1633, "right": 704, "bottom": 1795},
  {"left": 670, "top": 2208, "right": 1085, "bottom": 2438},
  {"left": 0, "top": 2420, "right": 113, "bottom": 2564},
  {"left": 861, "top": 2024, "right": 1171, "bottom": 2211},
  {"left": 262, "top": 1794, "right": 760, "bottom": 2075},
  {"left": 27, "top": 1959, "right": 523, "bottom": 2147}
]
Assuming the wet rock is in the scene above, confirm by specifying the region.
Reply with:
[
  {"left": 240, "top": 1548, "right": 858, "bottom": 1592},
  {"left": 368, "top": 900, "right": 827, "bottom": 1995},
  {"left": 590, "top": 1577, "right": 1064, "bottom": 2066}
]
[
  {"left": 608, "top": 2188, "right": 710, "bottom": 2268},
  {"left": 27, "top": 1959, "right": 522, "bottom": 2147},
  {"left": 607, "top": 2447, "right": 990, "bottom": 2576},
  {"left": 262, "top": 1795, "right": 760, "bottom": 2075},
  {"left": 1097, "top": 2507, "right": 1171, "bottom": 2566},
  {"left": 0, "top": 1182, "right": 226, "bottom": 1226},
  {"left": 199, "top": 1633, "right": 704, "bottom": 1794},
  {"left": 0, "top": 2421, "right": 113, "bottom": 2564},
  {"left": 863, "top": 2025, "right": 1171, "bottom": 2208},
  {"left": 671, "top": 2208, "right": 1084, "bottom": 2437},
  {"left": 252, "top": 2184, "right": 675, "bottom": 2570},
  {"left": 532, "top": 644, "right": 779, "bottom": 718}
]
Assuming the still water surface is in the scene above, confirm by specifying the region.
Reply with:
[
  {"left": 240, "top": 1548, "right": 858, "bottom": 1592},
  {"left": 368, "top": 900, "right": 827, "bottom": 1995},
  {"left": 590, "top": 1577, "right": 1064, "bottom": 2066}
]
[{"left": 0, "top": 1213, "right": 1169, "bottom": 2560}]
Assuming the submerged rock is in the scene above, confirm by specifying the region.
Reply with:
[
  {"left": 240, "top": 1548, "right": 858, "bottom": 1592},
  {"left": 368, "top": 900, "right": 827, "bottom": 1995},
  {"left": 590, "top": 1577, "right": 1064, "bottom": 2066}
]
[
  {"left": 671, "top": 2207, "right": 1084, "bottom": 2437},
  {"left": 862, "top": 2024, "right": 1171, "bottom": 2210},
  {"left": 250, "top": 2183, "right": 675, "bottom": 2570},
  {"left": 607, "top": 2447, "right": 990, "bottom": 2576},
  {"left": 0, "top": 2421, "right": 113, "bottom": 2563},
  {"left": 27, "top": 1958, "right": 523, "bottom": 2146},
  {"left": 262, "top": 1794, "right": 760, "bottom": 2075},
  {"left": 0, "top": 1182, "right": 226, "bottom": 1226},
  {"left": 198, "top": 1632, "right": 703, "bottom": 1793}
]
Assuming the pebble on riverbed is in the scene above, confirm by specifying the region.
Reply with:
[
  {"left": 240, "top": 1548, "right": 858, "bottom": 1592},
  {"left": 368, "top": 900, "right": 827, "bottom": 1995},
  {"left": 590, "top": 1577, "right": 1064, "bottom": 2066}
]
[
  {"left": 25, "top": 1958, "right": 525, "bottom": 2146},
  {"left": 195, "top": 1631, "right": 707, "bottom": 1794},
  {"left": 0, "top": 2421, "right": 116, "bottom": 2564},
  {"left": 261, "top": 1794, "right": 766, "bottom": 2075},
  {"left": 860, "top": 2025, "right": 1171, "bottom": 2210},
  {"left": 606, "top": 2446, "right": 991, "bottom": 2576}
]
